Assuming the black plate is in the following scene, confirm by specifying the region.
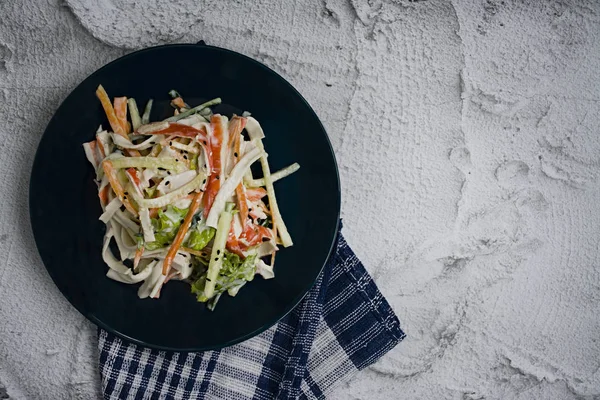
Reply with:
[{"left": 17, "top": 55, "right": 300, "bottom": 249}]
[{"left": 29, "top": 44, "right": 340, "bottom": 351}]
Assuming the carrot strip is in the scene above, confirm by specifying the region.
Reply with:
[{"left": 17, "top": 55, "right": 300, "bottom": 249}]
[
  {"left": 101, "top": 160, "right": 138, "bottom": 216},
  {"left": 134, "top": 246, "right": 144, "bottom": 270},
  {"left": 114, "top": 97, "right": 128, "bottom": 134},
  {"left": 96, "top": 85, "right": 127, "bottom": 139},
  {"left": 162, "top": 191, "right": 204, "bottom": 275}
]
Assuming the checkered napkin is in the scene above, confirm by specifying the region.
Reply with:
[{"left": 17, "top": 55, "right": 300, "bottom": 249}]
[{"left": 98, "top": 226, "right": 405, "bottom": 399}]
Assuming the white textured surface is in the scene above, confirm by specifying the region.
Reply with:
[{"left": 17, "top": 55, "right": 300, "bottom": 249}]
[{"left": 1, "top": 0, "right": 599, "bottom": 398}]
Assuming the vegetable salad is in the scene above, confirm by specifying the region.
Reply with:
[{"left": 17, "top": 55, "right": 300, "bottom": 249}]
[{"left": 84, "top": 86, "right": 299, "bottom": 310}]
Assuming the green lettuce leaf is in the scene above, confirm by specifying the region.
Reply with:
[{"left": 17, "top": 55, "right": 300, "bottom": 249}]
[
  {"left": 190, "top": 251, "right": 257, "bottom": 310},
  {"left": 143, "top": 205, "right": 189, "bottom": 250},
  {"left": 187, "top": 227, "right": 215, "bottom": 251}
]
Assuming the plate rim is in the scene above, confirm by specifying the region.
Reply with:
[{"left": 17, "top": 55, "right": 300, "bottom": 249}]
[{"left": 29, "top": 42, "right": 341, "bottom": 352}]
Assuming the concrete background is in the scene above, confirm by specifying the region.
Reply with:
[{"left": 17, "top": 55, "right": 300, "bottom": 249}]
[{"left": 1, "top": 0, "right": 599, "bottom": 398}]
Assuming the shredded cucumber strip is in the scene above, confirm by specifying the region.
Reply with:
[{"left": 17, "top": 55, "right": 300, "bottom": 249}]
[
  {"left": 110, "top": 156, "right": 186, "bottom": 173},
  {"left": 204, "top": 203, "right": 234, "bottom": 299},
  {"left": 165, "top": 98, "right": 222, "bottom": 122},
  {"left": 127, "top": 99, "right": 142, "bottom": 131},
  {"left": 247, "top": 163, "right": 300, "bottom": 187},
  {"left": 141, "top": 99, "right": 153, "bottom": 125}
]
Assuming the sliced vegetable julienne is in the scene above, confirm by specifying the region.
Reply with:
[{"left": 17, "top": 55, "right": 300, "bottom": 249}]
[
  {"left": 170, "top": 140, "right": 200, "bottom": 154},
  {"left": 139, "top": 208, "right": 156, "bottom": 243},
  {"left": 206, "top": 147, "right": 264, "bottom": 228},
  {"left": 83, "top": 141, "right": 100, "bottom": 169},
  {"left": 156, "top": 170, "right": 197, "bottom": 194},
  {"left": 244, "top": 117, "right": 266, "bottom": 140},
  {"left": 96, "top": 85, "right": 127, "bottom": 138},
  {"left": 125, "top": 168, "right": 144, "bottom": 198},
  {"left": 141, "top": 99, "right": 153, "bottom": 125},
  {"left": 162, "top": 191, "right": 203, "bottom": 275},
  {"left": 229, "top": 119, "right": 249, "bottom": 229},
  {"left": 137, "top": 121, "right": 169, "bottom": 135},
  {"left": 134, "top": 246, "right": 145, "bottom": 270},
  {"left": 255, "top": 139, "right": 293, "bottom": 247},
  {"left": 132, "top": 173, "right": 206, "bottom": 209},
  {"left": 204, "top": 203, "right": 235, "bottom": 299},
  {"left": 180, "top": 247, "right": 209, "bottom": 258},
  {"left": 128, "top": 98, "right": 142, "bottom": 131},
  {"left": 110, "top": 156, "right": 186, "bottom": 173},
  {"left": 217, "top": 115, "right": 230, "bottom": 182},
  {"left": 112, "top": 133, "right": 162, "bottom": 150},
  {"left": 203, "top": 116, "right": 227, "bottom": 215},
  {"left": 99, "top": 197, "right": 122, "bottom": 223},
  {"left": 247, "top": 163, "right": 300, "bottom": 187},
  {"left": 102, "top": 160, "right": 138, "bottom": 216},
  {"left": 177, "top": 114, "right": 210, "bottom": 129},
  {"left": 96, "top": 130, "right": 112, "bottom": 158},
  {"left": 114, "top": 97, "right": 128, "bottom": 133},
  {"left": 165, "top": 97, "right": 222, "bottom": 122}
]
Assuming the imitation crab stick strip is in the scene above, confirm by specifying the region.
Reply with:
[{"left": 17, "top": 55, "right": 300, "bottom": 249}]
[
  {"left": 114, "top": 97, "right": 129, "bottom": 133},
  {"left": 230, "top": 117, "right": 249, "bottom": 229},
  {"left": 101, "top": 159, "right": 138, "bottom": 216},
  {"left": 162, "top": 191, "right": 204, "bottom": 275},
  {"left": 203, "top": 115, "right": 226, "bottom": 217}
]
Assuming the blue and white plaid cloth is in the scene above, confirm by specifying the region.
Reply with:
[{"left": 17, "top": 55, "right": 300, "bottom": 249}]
[{"left": 99, "top": 227, "right": 405, "bottom": 399}]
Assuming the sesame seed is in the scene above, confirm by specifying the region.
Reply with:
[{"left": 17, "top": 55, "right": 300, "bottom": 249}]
[
  {"left": 216, "top": 250, "right": 220, "bottom": 255},
  {"left": 206, "top": 278, "right": 212, "bottom": 282},
  {"left": 169, "top": 141, "right": 173, "bottom": 146},
  {"left": 175, "top": 159, "right": 179, "bottom": 162},
  {"left": 167, "top": 171, "right": 171, "bottom": 175},
  {"left": 216, "top": 176, "right": 219, "bottom": 180},
  {"left": 184, "top": 155, "right": 188, "bottom": 160},
  {"left": 214, "top": 257, "right": 219, "bottom": 261},
  {"left": 234, "top": 152, "right": 238, "bottom": 157},
  {"left": 262, "top": 237, "right": 270, "bottom": 242}
]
